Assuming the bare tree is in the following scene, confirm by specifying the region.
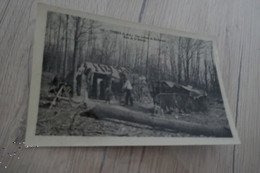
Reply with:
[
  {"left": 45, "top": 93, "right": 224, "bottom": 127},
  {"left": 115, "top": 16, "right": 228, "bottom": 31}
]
[
  {"left": 208, "top": 43, "right": 219, "bottom": 93},
  {"left": 177, "top": 37, "right": 183, "bottom": 83},
  {"left": 204, "top": 49, "right": 208, "bottom": 91},
  {"left": 145, "top": 31, "right": 150, "bottom": 79},
  {"left": 43, "top": 12, "right": 220, "bottom": 96},
  {"left": 99, "top": 32, "right": 117, "bottom": 64},
  {"left": 63, "top": 14, "right": 69, "bottom": 79},
  {"left": 72, "top": 17, "right": 81, "bottom": 97}
]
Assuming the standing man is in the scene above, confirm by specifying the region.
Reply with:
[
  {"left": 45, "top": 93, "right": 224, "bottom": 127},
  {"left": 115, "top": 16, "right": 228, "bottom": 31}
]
[
  {"left": 122, "top": 77, "right": 133, "bottom": 106},
  {"left": 105, "top": 75, "right": 113, "bottom": 104}
]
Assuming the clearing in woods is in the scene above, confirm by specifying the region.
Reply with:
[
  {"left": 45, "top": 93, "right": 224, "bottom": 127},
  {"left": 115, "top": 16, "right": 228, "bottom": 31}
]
[{"left": 36, "top": 78, "right": 230, "bottom": 137}]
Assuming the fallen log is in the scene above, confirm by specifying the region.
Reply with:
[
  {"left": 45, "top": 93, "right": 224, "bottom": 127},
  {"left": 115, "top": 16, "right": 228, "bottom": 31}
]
[{"left": 80, "top": 104, "right": 232, "bottom": 137}]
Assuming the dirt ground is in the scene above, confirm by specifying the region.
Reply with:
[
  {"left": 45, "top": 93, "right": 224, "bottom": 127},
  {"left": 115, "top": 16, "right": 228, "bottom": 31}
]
[
  {"left": 36, "top": 99, "right": 190, "bottom": 137},
  {"left": 35, "top": 72, "right": 230, "bottom": 137},
  {"left": 35, "top": 96, "right": 230, "bottom": 137}
]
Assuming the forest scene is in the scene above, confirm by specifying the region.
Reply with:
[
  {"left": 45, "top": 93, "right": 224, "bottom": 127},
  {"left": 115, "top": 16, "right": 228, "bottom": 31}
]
[{"left": 36, "top": 11, "right": 232, "bottom": 137}]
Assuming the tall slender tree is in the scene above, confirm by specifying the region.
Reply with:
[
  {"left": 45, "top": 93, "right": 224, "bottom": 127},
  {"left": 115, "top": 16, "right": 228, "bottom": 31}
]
[
  {"left": 72, "top": 17, "right": 81, "bottom": 97},
  {"left": 157, "top": 34, "right": 162, "bottom": 81},
  {"left": 63, "top": 14, "right": 69, "bottom": 79},
  {"left": 145, "top": 31, "right": 150, "bottom": 79}
]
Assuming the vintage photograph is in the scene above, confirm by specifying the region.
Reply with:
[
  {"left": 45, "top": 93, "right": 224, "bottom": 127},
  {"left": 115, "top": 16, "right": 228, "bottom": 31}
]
[{"left": 26, "top": 4, "right": 240, "bottom": 146}]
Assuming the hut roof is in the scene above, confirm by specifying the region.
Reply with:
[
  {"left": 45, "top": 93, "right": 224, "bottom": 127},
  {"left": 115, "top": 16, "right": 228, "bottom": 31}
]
[
  {"left": 117, "top": 66, "right": 132, "bottom": 74},
  {"left": 181, "top": 85, "right": 204, "bottom": 96},
  {"left": 85, "top": 62, "right": 120, "bottom": 80},
  {"left": 155, "top": 80, "right": 206, "bottom": 97},
  {"left": 162, "top": 81, "right": 176, "bottom": 88}
]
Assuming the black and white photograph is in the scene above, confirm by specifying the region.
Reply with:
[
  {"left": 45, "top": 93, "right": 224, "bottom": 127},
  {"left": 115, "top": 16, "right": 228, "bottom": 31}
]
[{"left": 26, "top": 4, "right": 239, "bottom": 146}]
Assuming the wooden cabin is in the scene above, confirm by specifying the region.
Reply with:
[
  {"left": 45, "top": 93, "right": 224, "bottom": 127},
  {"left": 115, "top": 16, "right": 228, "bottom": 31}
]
[{"left": 82, "top": 62, "right": 121, "bottom": 100}]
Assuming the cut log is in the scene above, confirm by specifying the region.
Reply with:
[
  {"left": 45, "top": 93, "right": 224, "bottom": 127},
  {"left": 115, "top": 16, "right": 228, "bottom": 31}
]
[{"left": 80, "top": 103, "right": 232, "bottom": 137}]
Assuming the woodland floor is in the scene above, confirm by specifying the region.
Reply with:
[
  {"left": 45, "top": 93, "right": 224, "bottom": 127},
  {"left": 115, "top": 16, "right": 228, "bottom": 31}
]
[
  {"left": 35, "top": 92, "right": 230, "bottom": 137},
  {"left": 35, "top": 72, "right": 230, "bottom": 137}
]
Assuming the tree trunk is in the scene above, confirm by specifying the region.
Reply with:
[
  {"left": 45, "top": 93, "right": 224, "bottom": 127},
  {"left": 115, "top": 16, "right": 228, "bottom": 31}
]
[
  {"left": 56, "top": 15, "right": 62, "bottom": 74},
  {"left": 185, "top": 43, "right": 190, "bottom": 83},
  {"left": 186, "top": 57, "right": 190, "bottom": 83},
  {"left": 170, "top": 51, "right": 175, "bottom": 81},
  {"left": 124, "top": 39, "right": 128, "bottom": 66},
  {"left": 63, "top": 14, "right": 69, "bottom": 79},
  {"left": 145, "top": 31, "right": 150, "bottom": 79},
  {"left": 177, "top": 37, "right": 182, "bottom": 83},
  {"left": 73, "top": 17, "right": 81, "bottom": 97},
  {"left": 140, "top": 40, "right": 145, "bottom": 75},
  {"left": 196, "top": 48, "right": 200, "bottom": 85},
  {"left": 204, "top": 57, "right": 208, "bottom": 91},
  {"left": 81, "top": 103, "right": 232, "bottom": 137},
  {"left": 134, "top": 45, "right": 139, "bottom": 70},
  {"left": 157, "top": 34, "right": 161, "bottom": 80}
]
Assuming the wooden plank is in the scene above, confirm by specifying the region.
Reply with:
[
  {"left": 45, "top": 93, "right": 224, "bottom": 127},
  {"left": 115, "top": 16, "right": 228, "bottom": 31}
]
[{"left": 0, "top": 0, "right": 259, "bottom": 172}]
